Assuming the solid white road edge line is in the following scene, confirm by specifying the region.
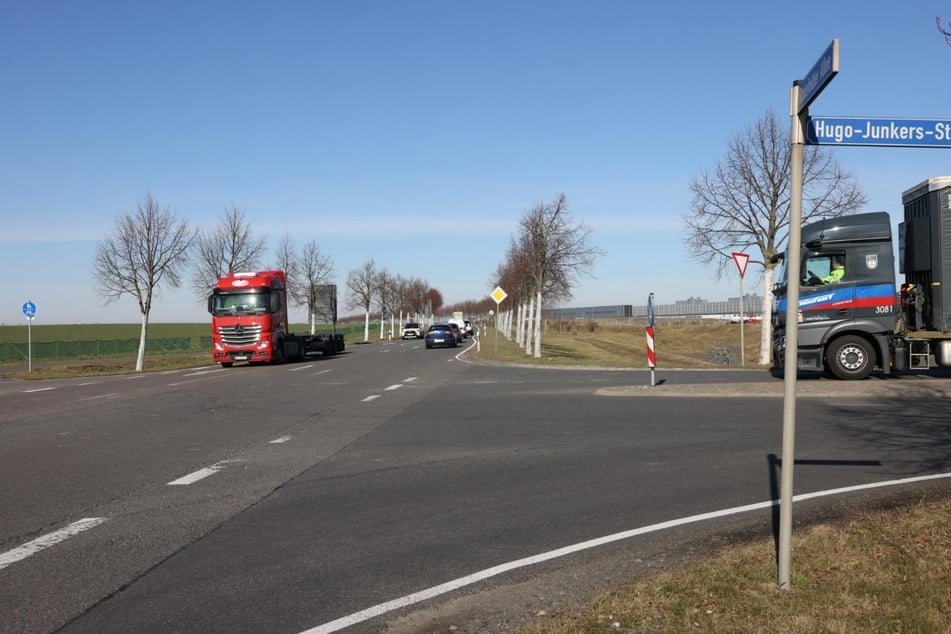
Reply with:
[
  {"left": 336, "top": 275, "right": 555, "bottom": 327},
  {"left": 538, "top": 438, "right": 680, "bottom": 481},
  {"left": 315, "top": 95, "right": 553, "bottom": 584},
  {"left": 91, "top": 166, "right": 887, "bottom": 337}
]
[
  {"left": 300, "top": 472, "right": 951, "bottom": 634},
  {"left": 0, "top": 518, "right": 109, "bottom": 572}
]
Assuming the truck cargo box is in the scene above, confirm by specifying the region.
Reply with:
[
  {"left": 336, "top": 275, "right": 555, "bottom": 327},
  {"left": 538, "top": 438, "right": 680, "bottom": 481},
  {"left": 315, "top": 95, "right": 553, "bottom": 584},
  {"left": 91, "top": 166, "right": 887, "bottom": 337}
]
[{"left": 901, "top": 176, "right": 951, "bottom": 332}]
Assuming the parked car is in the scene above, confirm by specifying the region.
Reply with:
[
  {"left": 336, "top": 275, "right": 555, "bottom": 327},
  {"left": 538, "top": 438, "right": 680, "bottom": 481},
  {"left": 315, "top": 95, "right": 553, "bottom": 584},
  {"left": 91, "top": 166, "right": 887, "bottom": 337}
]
[
  {"left": 425, "top": 324, "right": 458, "bottom": 349},
  {"left": 400, "top": 322, "right": 423, "bottom": 339}
]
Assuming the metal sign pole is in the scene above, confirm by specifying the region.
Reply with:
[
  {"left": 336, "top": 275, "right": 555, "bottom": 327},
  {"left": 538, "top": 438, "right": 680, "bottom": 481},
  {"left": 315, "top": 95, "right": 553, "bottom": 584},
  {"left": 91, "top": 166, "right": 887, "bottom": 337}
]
[{"left": 779, "top": 82, "right": 806, "bottom": 591}]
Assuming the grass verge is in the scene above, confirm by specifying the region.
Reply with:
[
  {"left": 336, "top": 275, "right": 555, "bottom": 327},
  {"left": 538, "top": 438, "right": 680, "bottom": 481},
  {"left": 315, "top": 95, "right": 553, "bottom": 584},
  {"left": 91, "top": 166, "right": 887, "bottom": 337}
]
[{"left": 519, "top": 495, "right": 950, "bottom": 633}]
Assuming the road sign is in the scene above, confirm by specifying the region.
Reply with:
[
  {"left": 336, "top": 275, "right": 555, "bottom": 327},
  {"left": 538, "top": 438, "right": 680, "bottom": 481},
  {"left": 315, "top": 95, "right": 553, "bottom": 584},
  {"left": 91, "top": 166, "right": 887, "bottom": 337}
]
[
  {"left": 807, "top": 117, "right": 951, "bottom": 147},
  {"left": 798, "top": 39, "right": 839, "bottom": 113},
  {"left": 490, "top": 286, "right": 508, "bottom": 304},
  {"left": 732, "top": 252, "right": 750, "bottom": 278},
  {"left": 22, "top": 300, "right": 36, "bottom": 319}
]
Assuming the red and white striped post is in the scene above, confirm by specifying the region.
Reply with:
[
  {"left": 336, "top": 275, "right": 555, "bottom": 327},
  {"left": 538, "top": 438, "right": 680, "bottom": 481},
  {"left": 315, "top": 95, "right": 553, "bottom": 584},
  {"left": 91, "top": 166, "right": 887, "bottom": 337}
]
[{"left": 646, "top": 292, "right": 656, "bottom": 386}]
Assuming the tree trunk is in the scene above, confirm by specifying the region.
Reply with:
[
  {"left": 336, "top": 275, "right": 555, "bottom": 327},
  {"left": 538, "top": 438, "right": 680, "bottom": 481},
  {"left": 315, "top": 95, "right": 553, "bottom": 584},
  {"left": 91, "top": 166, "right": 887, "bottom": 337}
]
[
  {"left": 136, "top": 313, "right": 148, "bottom": 372},
  {"left": 533, "top": 290, "right": 542, "bottom": 358},
  {"left": 524, "top": 295, "right": 535, "bottom": 355}
]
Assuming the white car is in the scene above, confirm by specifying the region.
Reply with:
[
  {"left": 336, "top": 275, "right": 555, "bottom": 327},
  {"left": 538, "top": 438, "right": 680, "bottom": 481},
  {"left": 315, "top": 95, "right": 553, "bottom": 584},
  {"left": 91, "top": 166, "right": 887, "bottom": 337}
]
[{"left": 400, "top": 322, "right": 423, "bottom": 339}]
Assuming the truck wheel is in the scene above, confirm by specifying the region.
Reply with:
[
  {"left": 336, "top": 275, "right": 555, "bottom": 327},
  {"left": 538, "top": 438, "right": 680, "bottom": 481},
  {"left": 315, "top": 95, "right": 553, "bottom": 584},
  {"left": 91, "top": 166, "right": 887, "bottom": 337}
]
[
  {"left": 826, "top": 335, "right": 874, "bottom": 380},
  {"left": 221, "top": 362, "right": 233, "bottom": 368}
]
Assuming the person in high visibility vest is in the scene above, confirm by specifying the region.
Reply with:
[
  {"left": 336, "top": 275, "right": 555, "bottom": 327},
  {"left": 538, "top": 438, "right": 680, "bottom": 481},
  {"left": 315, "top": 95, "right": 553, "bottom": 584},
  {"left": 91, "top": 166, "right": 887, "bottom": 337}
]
[{"left": 822, "top": 257, "right": 845, "bottom": 283}]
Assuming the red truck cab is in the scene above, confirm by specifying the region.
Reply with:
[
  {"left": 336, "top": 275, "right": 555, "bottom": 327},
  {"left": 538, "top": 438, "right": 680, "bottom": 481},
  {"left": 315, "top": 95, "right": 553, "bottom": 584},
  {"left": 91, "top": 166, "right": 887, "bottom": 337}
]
[{"left": 208, "top": 270, "right": 289, "bottom": 367}]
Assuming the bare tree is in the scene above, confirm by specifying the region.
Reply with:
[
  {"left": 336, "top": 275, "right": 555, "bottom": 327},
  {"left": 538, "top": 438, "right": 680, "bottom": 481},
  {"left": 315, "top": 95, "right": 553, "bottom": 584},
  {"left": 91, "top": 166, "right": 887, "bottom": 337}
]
[
  {"left": 511, "top": 194, "right": 604, "bottom": 358},
  {"left": 91, "top": 193, "right": 197, "bottom": 372},
  {"left": 296, "top": 239, "right": 336, "bottom": 333},
  {"left": 683, "top": 108, "right": 868, "bottom": 364},
  {"left": 273, "top": 232, "right": 301, "bottom": 289},
  {"left": 345, "top": 259, "right": 377, "bottom": 342},
  {"left": 191, "top": 206, "right": 268, "bottom": 300},
  {"left": 376, "top": 269, "right": 395, "bottom": 339}
]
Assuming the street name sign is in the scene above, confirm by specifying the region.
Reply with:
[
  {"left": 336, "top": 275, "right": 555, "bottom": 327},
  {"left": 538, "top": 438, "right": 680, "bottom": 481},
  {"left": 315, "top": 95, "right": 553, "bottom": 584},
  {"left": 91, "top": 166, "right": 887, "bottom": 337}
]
[
  {"left": 798, "top": 39, "right": 839, "bottom": 113},
  {"left": 807, "top": 117, "right": 951, "bottom": 147}
]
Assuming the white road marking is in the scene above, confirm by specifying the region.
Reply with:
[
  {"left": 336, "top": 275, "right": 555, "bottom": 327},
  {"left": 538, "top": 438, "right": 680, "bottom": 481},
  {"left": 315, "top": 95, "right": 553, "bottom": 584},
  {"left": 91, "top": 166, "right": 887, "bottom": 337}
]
[
  {"left": 23, "top": 387, "right": 55, "bottom": 393},
  {"left": 362, "top": 395, "right": 381, "bottom": 402},
  {"left": 77, "top": 393, "right": 119, "bottom": 402},
  {"left": 167, "top": 462, "right": 230, "bottom": 485},
  {"left": 385, "top": 384, "right": 402, "bottom": 391},
  {"left": 289, "top": 365, "right": 315, "bottom": 372},
  {"left": 0, "top": 518, "right": 109, "bottom": 572},
  {"left": 404, "top": 377, "right": 417, "bottom": 383},
  {"left": 300, "top": 472, "right": 951, "bottom": 634},
  {"left": 269, "top": 436, "right": 293, "bottom": 444},
  {"left": 182, "top": 369, "right": 224, "bottom": 377}
]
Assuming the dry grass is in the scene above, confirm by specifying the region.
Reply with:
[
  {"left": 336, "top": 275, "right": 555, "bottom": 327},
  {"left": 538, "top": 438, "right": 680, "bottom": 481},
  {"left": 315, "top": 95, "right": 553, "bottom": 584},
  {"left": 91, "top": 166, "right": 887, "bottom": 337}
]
[
  {"left": 470, "top": 319, "right": 767, "bottom": 369},
  {"left": 520, "top": 497, "right": 951, "bottom": 633}
]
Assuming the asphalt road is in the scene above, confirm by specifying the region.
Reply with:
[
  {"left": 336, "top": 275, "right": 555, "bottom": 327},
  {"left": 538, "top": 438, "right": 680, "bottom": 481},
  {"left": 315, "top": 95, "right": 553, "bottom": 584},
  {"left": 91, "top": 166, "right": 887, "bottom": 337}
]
[{"left": 1, "top": 340, "right": 949, "bottom": 633}]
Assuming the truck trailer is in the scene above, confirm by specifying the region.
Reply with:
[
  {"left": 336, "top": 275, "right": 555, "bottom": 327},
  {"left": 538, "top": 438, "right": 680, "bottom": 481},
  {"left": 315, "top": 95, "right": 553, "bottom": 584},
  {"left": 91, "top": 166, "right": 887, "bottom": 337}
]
[
  {"left": 208, "top": 270, "right": 344, "bottom": 367},
  {"left": 772, "top": 176, "right": 951, "bottom": 379}
]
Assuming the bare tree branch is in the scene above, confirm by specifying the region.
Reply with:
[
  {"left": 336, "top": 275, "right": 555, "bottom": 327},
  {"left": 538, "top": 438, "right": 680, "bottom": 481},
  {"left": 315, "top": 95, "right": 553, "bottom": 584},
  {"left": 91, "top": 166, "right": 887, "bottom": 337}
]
[{"left": 191, "top": 206, "right": 268, "bottom": 300}]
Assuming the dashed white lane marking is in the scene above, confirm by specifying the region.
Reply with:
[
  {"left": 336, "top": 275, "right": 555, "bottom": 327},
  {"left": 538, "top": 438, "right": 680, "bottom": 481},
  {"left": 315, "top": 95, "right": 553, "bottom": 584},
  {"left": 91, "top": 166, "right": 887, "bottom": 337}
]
[
  {"left": 77, "top": 393, "right": 119, "bottom": 402},
  {"left": 362, "top": 395, "right": 381, "bottom": 402},
  {"left": 167, "top": 462, "right": 230, "bottom": 486},
  {"left": 300, "top": 472, "right": 951, "bottom": 634},
  {"left": 0, "top": 518, "right": 109, "bottom": 572},
  {"left": 385, "top": 384, "right": 402, "bottom": 391},
  {"left": 269, "top": 436, "right": 293, "bottom": 444},
  {"left": 289, "top": 364, "right": 315, "bottom": 372},
  {"left": 182, "top": 368, "right": 224, "bottom": 377},
  {"left": 23, "top": 387, "right": 55, "bottom": 394}
]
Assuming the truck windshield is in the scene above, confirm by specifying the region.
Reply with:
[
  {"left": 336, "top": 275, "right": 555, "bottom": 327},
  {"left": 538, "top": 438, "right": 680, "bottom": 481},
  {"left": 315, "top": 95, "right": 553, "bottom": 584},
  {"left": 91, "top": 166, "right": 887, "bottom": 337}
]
[{"left": 211, "top": 291, "right": 269, "bottom": 316}]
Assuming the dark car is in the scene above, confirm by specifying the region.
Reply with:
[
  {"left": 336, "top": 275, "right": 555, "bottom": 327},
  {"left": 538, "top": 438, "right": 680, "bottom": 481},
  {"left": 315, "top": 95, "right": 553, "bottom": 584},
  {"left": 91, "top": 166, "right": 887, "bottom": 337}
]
[
  {"left": 425, "top": 324, "right": 458, "bottom": 349},
  {"left": 448, "top": 322, "right": 464, "bottom": 343}
]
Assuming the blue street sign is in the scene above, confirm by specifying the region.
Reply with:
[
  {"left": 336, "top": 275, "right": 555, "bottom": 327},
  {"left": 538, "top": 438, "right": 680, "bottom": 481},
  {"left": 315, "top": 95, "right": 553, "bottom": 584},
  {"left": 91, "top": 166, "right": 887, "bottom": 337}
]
[
  {"left": 798, "top": 39, "right": 839, "bottom": 113},
  {"left": 807, "top": 117, "right": 951, "bottom": 147},
  {"left": 22, "top": 300, "right": 36, "bottom": 319},
  {"left": 647, "top": 293, "right": 654, "bottom": 327}
]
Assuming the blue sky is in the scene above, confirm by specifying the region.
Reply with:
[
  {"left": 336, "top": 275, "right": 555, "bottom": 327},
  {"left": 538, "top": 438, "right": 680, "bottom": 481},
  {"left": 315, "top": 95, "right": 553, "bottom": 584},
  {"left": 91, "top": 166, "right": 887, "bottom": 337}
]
[{"left": 2, "top": 1, "right": 950, "bottom": 325}]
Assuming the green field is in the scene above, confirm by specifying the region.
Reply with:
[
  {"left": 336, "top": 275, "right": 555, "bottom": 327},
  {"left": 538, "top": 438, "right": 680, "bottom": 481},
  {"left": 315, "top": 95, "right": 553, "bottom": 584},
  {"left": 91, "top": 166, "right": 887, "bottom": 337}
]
[{"left": 0, "top": 321, "right": 369, "bottom": 365}]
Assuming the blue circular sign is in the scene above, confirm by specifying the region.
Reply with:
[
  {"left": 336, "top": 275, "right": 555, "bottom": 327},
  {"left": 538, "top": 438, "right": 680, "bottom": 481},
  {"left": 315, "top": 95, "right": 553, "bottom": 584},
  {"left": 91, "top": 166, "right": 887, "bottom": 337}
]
[{"left": 22, "top": 300, "right": 36, "bottom": 318}]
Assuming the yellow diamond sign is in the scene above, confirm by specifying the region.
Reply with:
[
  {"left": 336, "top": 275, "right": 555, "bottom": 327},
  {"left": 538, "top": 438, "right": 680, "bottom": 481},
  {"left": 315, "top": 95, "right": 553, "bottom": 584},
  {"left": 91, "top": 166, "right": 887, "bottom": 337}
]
[{"left": 490, "top": 286, "right": 508, "bottom": 304}]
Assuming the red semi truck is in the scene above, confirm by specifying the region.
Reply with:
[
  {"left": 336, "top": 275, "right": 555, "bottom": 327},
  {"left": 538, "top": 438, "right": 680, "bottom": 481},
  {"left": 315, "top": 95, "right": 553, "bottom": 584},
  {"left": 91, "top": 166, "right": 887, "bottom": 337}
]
[{"left": 207, "top": 270, "right": 344, "bottom": 367}]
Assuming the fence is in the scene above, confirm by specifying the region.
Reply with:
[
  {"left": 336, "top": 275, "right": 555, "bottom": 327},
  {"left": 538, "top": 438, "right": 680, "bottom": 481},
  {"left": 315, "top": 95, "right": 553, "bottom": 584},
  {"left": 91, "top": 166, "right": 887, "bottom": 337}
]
[{"left": 0, "top": 337, "right": 213, "bottom": 364}]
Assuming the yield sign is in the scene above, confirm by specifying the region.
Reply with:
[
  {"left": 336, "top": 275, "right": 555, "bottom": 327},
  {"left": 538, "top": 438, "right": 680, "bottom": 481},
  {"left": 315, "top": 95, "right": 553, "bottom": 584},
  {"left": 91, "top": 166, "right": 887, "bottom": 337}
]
[{"left": 732, "top": 252, "right": 750, "bottom": 279}]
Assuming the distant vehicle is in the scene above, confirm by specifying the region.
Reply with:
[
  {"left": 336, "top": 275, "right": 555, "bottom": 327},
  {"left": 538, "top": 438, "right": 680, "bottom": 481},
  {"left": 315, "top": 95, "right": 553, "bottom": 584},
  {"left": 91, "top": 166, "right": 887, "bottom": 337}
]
[
  {"left": 425, "top": 324, "right": 457, "bottom": 349},
  {"left": 448, "top": 322, "right": 464, "bottom": 343},
  {"left": 400, "top": 322, "right": 423, "bottom": 339},
  {"left": 463, "top": 319, "right": 474, "bottom": 335}
]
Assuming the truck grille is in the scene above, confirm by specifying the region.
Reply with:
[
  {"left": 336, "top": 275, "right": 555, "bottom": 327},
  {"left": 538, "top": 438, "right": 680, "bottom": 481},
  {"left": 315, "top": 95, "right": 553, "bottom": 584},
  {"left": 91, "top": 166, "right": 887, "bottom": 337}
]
[{"left": 218, "top": 323, "right": 262, "bottom": 346}]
